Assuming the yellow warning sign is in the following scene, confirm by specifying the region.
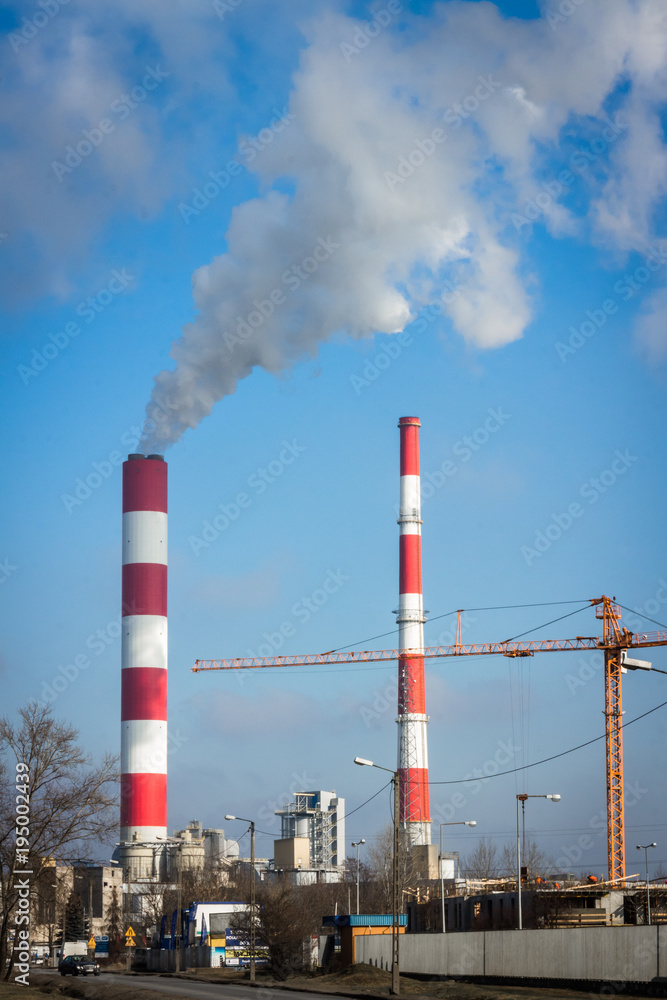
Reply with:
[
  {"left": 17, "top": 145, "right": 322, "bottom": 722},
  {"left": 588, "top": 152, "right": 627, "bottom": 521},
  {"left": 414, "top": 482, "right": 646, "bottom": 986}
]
[
  {"left": 124, "top": 926, "right": 135, "bottom": 938},
  {"left": 88, "top": 937, "right": 96, "bottom": 950},
  {"left": 125, "top": 936, "right": 136, "bottom": 948}
]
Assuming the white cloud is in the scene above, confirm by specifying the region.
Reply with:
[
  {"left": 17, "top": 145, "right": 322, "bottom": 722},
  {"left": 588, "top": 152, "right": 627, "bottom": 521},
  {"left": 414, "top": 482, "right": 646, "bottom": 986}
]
[
  {"left": 141, "top": 1, "right": 667, "bottom": 448},
  {"left": 3, "top": 2, "right": 666, "bottom": 432}
]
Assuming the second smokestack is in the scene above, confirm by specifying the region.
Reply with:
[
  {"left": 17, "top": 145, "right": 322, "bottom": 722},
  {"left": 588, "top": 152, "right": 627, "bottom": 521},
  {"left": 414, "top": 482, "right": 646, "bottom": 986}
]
[{"left": 397, "top": 417, "right": 431, "bottom": 847}]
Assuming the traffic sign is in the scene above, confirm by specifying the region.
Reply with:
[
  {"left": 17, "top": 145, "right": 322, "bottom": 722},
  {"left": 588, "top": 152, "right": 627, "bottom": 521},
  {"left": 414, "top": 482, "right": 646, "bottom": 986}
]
[
  {"left": 124, "top": 926, "right": 135, "bottom": 938},
  {"left": 125, "top": 936, "right": 136, "bottom": 948},
  {"left": 87, "top": 937, "right": 96, "bottom": 950}
]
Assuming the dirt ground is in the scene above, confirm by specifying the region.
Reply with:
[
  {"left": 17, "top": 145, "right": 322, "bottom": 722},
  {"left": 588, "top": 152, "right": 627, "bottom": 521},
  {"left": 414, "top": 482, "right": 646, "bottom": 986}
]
[{"left": 0, "top": 966, "right": 651, "bottom": 1000}]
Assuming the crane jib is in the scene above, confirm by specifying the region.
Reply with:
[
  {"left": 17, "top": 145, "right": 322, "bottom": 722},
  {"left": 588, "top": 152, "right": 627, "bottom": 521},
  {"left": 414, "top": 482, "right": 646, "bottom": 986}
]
[{"left": 192, "top": 629, "right": 667, "bottom": 671}]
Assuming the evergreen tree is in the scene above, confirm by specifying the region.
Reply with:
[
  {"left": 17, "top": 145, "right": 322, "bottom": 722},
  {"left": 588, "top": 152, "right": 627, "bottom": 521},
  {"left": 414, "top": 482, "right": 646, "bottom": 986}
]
[
  {"left": 64, "top": 891, "right": 85, "bottom": 941},
  {"left": 107, "top": 886, "right": 122, "bottom": 961}
]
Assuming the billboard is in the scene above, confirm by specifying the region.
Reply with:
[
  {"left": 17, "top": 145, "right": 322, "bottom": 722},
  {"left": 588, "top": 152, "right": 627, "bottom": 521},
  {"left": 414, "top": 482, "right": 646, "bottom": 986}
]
[{"left": 224, "top": 932, "right": 269, "bottom": 968}]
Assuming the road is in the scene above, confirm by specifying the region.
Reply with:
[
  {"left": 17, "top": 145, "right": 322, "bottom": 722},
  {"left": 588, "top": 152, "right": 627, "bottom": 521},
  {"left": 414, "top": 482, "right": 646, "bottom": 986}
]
[
  {"left": 32, "top": 969, "right": 345, "bottom": 1000},
  {"left": 106, "top": 974, "right": 335, "bottom": 1000}
]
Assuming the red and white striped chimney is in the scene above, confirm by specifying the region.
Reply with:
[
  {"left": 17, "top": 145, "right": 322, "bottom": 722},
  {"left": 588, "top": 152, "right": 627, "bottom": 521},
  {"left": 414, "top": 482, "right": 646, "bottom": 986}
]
[
  {"left": 120, "top": 454, "right": 168, "bottom": 849},
  {"left": 397, "top": 417, "right": 431, "bottom": 846}
]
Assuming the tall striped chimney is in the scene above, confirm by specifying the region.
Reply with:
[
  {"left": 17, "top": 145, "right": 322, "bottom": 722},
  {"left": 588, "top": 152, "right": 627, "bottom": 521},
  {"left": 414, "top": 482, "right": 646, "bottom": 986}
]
[
  {"left": 397, "top": 417, "right": 431, "bottom": 846},
  {"left": 120, "top": 454, "right": 168, "bottom": 862}
]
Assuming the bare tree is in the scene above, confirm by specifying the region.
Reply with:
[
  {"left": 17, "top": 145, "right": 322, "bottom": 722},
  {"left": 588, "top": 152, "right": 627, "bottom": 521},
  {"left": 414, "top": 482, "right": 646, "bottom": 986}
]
[
  {"left": 138, "top": 880, "right": 167, "bottom": 940},
  {"left": 654, "top": 862, "right": 667, "bottom": 884},
  {"left": 159, "top": 857, "right": 239, "bottom": 926},
  {"left": 0, "top": 702, "right": 118, "bottom": 979},
  {"left": 500, "top": 838, "right": 554, "bottom": 882},
  {"left": 241, "top": 874, "right": 324, "bottom": 978},
  {"left": 366, "top": 825, "right": 420, "bottom": 913},
  {"left": 462, "top": 838, "right": 501, "bottom": 880}
]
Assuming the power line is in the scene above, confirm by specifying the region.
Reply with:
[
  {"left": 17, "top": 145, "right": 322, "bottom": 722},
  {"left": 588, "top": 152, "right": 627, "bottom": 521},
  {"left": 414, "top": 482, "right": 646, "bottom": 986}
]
[
  {"left": 340, "top": 780, "right": 393, "bottom": 822},
  {"left": 502, "top": 603, "right": 592, "bottom": 643},
  {"left": 618, "top": 603, "right": 667, "bottom": 631},
  {"left": 429, "top": 696, "right": 667, "bottom": 784},
  {"left": 465, "top": 600, "right": 592, "bottom": 612},
  {"left": 327, "top": 599, "right": 593, "bottom": 653},
  {"left": 297, "top": 698, "right": 667, "bottom": 823}
]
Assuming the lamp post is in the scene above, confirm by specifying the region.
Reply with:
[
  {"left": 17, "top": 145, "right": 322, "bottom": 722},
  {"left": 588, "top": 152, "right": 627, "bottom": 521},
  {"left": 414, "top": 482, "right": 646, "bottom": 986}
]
[
  {"left": 636, "top": 843, "right": 657, "bottom": 925},
  {"left": 351, "top": 840, "right": 366, "bottom": 915},
  {"left": 114, "top": 846, "right": 135, "bottom": 973},
  {"left": 355, "top": 757, "right": 400, "bottom": 995},
  {"left": 226, "top": 815, "right": 256, "bottom": 982},
  {"left": 438, "top": 821, "right": 476, "bottom": 933},
  {"left": 117, "top": 837, "right": 165, "bottom": 972},
  {"left": 157, "top": 836, "right": 185, "bottom": 972},
  {"left": 516, "top": 794, "right": 560, "bottom": 930}
]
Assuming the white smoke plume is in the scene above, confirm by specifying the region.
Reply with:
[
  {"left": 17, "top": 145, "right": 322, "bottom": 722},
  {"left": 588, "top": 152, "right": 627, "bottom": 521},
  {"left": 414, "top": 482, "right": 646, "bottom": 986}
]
[{"left": 141, "top": 0, "right": 667, "bottom": 450}]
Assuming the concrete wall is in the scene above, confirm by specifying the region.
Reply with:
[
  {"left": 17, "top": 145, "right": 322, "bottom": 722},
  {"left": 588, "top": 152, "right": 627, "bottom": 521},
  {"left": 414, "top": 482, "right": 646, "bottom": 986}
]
[{"left": 356, "top": 925, "right": 667, "bottom": 983}]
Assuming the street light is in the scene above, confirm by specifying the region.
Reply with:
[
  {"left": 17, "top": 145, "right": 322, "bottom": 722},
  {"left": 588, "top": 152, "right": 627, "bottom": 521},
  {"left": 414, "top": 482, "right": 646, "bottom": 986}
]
[
  {"left": 354, "top": 756, "right": 400, "bottom": 995},
  {"left": 157, "top": 836, "right": 186, "bottom": 973},
  {"left": 516, "top": 794, "right": 561, "bottom": 930},
  {"left": 225, "top": 815, "right": 256, "bottom": 982},
  {"left": 636, "top": 843, "right": 657, "bottom": 925},
  {"left": 351, "top": 840, "right": 366, "bottom": 915},
  {"left": 115, "top": 842, "right": 139, "bottom": 973},
  {"left": 438, "top": 821, "right": 476, "bottom": 934}
]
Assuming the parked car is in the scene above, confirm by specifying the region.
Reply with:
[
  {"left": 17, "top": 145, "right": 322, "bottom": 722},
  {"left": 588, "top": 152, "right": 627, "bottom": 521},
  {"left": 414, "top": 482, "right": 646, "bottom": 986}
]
[{"left": 58, "top": 955, "right": 100, "bottom": 976}]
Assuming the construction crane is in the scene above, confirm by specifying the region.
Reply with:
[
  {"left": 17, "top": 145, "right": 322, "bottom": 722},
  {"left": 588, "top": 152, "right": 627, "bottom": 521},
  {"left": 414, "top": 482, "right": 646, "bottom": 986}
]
[{"left": 193, "top": 595, "right": 667, "bottom": 883}]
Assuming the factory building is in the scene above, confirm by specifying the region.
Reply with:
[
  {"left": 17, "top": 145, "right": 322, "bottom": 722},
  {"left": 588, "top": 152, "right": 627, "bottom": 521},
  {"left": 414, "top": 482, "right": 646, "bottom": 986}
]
[
  {"left": 274, "top": 790, "right": 345, "bottom": 877},
  {"left": 169, "top": 819, "right": 240, "bottom": 876},
  {"left": 30, "top": 861, "right": 124, "bottom": 962}
]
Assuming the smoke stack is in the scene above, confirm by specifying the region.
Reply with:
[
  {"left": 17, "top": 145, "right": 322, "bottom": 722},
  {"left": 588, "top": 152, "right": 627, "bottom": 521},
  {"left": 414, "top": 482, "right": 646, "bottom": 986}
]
[
  {"left": 397, "top": 417, "right": 431, "bottom": 846},
  {"left": 120, "top": 454, "right": 168, "bottom": 852}
]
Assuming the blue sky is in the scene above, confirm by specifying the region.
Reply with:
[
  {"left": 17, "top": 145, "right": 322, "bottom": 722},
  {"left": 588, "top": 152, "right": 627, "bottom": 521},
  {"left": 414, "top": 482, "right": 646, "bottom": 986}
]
[{"left": 2, "top": 0, "right": 667, "bottom": 878}]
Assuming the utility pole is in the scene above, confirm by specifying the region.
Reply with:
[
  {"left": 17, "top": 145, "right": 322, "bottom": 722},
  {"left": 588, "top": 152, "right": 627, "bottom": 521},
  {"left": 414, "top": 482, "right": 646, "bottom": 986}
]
[
  {"left": 637, "top": 843, "right": 657, "bottom": 925},
  {"left": 439, "top": 821, "right": 476, "bottom": 933},
  {"left": 176, "top": 843, "right": 182, "bottom": 973},
  {"left": 125, "top": 858, "right": 132, "bottom": 973},
  {"left": 391, "top": 771, "right": 400, "bottom": 995},
  {"left": 351, "top": 840, "right": 365, "bottom": 915},
  {"left": 516, "top": 793, "right": 561, "bottom": 930},
  {"left": 355, "top": 758, "right": 400, "bottom": 995},
  {"left": 250, "top": 821, "right": 256, "bottom": 983},
  {"left": 225, "top": 815, "right": 256, "bottom": 982}
]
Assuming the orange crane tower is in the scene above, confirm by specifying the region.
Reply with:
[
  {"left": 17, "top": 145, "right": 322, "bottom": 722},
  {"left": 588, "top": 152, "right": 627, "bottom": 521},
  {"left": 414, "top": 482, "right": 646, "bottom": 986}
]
[{"left": 193, "top": 595, "right": 667, "bottom": 883}]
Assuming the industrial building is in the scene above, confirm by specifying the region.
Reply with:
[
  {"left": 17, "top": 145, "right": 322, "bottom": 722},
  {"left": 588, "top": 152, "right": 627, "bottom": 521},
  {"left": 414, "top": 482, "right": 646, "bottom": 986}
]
[
  {"left": 275, "top": 790, "right": 346, "bottom": 872},
  {"left": 30, "top": 861, "right": 124, "bottom": 962},
  {"left": 171, "top": 819, "right": 240, "bottom": 873}
]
